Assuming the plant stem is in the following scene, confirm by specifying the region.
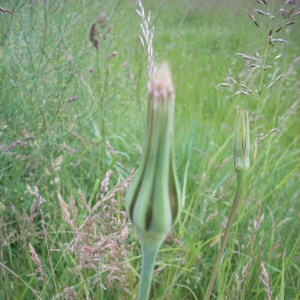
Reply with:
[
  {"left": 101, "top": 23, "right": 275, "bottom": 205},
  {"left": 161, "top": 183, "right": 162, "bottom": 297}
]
[
  {"left": 138, "top": 240, "right": 162, "bottom": 300},
  {"left": 204, "top": 170, "right": 246, "bottom": 300}
]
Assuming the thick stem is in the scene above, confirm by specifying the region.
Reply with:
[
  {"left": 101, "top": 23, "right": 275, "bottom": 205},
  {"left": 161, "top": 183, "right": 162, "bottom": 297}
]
[
  {"left": 204, "top": 170, "right": 246, "bottom": 300},
  {"left": 137, "top": 240, "right": 162, "bottom": 300}
]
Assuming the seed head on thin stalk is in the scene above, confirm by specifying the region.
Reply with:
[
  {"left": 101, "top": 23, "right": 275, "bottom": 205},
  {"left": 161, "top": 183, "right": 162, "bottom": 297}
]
[{"left": 205, "top": 108, "right": 250, "bottom": 300}]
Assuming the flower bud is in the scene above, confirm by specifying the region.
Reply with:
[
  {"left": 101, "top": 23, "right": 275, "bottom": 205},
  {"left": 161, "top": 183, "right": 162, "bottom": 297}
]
[
  {"left": 233, "top": 108, "right": 250, "bottom": 172},
  {"left": 126, "top": 63, "right": 181, "bottom": 243}
]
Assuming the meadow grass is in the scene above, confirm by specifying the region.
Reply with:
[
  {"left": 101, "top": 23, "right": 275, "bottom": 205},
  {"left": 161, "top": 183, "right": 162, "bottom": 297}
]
[{"left": 0, "top": 0, "right": 299, "bottom": 299}]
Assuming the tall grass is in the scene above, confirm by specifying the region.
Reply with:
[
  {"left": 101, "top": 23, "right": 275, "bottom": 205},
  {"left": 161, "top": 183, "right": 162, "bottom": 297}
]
[{"left": 0, "top": 0, "right": 299, "bottom": 299}]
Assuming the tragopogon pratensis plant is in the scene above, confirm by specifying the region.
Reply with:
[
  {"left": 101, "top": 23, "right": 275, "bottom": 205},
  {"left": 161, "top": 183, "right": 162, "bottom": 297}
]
[
  {"left": 214, "top": 2, "right": 299, "bottom": 298},
  {"left": 126, "top": 63, "right": 181, "bottom": 300},
  {"left": 205, "top": 108, "right": 250, "bottom": 300}
]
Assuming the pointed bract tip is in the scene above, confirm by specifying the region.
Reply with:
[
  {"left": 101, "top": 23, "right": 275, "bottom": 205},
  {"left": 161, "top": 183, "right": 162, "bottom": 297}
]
[{"left": 150, "top": 63, "right": 174, "bottom": 102}]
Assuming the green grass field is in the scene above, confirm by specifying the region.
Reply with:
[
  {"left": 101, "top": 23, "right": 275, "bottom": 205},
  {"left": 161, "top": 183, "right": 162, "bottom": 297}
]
[{"left": 1, "top": 0, "right": 299, "bottom": 299}]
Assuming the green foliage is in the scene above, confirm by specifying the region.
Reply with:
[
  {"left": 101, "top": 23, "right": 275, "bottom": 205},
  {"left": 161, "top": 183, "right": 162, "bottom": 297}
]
[{"left": 0, "top": 0, "right": 299, "bottom": 299}]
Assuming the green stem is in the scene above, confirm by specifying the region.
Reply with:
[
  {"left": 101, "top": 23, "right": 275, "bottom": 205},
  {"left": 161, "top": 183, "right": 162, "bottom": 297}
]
[
  {"left": 138, "top": 240, "right": 162, "bottom": 300},
  {"left": 204, "top": 170, "right": 246, "bottom": 300}
]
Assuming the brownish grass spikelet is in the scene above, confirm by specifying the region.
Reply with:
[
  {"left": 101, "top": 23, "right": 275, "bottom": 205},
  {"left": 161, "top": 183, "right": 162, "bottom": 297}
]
[
  {"left": 274, "top": 74, "right": 283, "bottom": 83},
  {"left": 107, "top": 51, "right": 117, "bottom": 59},
  {"left": 206, "top": 211, "right": 219, "bottom": 223},
  {"left": 234, "top": 91, "right": 242, "bottom": 96},
  {"left": 267, "top": 238, "right": 280, "bottom": 260},
  {"left": 97, "top": 12, "right": 106, "bottom": 28},
  {"left": 29, "top": 243, "right": 48, "bottom": 280},
  {"left": 78, "top": 188, "right": 90, "bottom": 212},
  {"left": 28, "top": 199, "right": 37, "bottom": 230},
  {"left": 55, "top": 286, "right": 77, "bottom": 299},
  {"left": 263, "top": 65, "right": 272, "bottom": 70},
  {"left": 254, "top": 20, "right": 260, "bottom": 27},
  {"left": 241, "top": 91, "right": 249, "bottom": 95},
  {"left": 71, "top": 131, "right": 86, "bottom": 148},
  {"left": 286, "top": 21, "right": 297, "bottom": 25},
  {"left": 280, "top": 9, "right": 288, "bottom": 19},
  {"left": 25, "top": 135, "right": 36, "bottom": 141},
  {"left": 275, "top": 26, "right": 283, "bottom": 33},
  {"left": 288, "top": 7, "right": 295, "bottom": 17},
  {"left": 5, "top": 140, "right": 22, "bottom": 153},
  {"left": 247, "top": 11, "right": 255, "bottom": 21},
  {"left": 268, "top": 37, "right": 274, "bottom": 47},
  {"left": 92, "top": 36, "right": 99, "bottom": 49},
  {"left": 89, "top": 22, "right": 99, "bottom": 49},
  {"left": 89, "top": 22, "right": 97, "bottom": 42},
  {"left": 0, "top": 6, "right": 13, "bottom": 14},
  {"left": 219, "top": 83, "right": 230, "bottom": 87},
  {"left": 67, "top": 95, "right": 78, "bottom": 102},
  {"left": 58, "top": 194, "right": 77, "bottom": 231},
  {"left": 255, "top": 9, "right": 267, "bottom": 16},
  {"left": 101, "top": 170, "right": 112, "bottom": 196},
  {"left": 272, "top": 38, "right": 287, "bottom": 43},
  {"left": 268, "top": 29, "right": 272, "bottom": 37},
  {"left": 60, "top": 144, "right": 77, "bottom": 154},
  {"left": 294, "top": 11, "right": 300, "bottom": 17},
  {"left": 260, "top": 262, "right": 272, "bottom": 300},
  {"left": 227, "top": 76, "right": 237, "bottom": 84},
  {"left": 262, "top": 0, "right": 267, "bottom": 5},
  {"left": 255, "top": 0, "right": 266, "bottom": 5}
]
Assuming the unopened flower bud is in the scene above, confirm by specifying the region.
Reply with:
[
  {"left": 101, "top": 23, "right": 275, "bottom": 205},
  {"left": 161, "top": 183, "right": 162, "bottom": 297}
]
[
  {"left": 126, "top": 63, "right": 181, "bottom": 243},
  {"left": 234, "top": 108, "right": 250, "bottom": 172}
]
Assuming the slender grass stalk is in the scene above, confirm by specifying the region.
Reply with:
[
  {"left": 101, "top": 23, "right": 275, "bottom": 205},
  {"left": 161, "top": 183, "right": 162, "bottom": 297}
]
[{"left": 138, "top": 240, "right": 162, "bottom": 300}]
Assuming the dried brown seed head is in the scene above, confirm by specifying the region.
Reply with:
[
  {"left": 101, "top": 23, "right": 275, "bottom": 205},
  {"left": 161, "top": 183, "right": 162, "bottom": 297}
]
[
  {"left": 89, "top": 23, "right": 97, "bottom": 42},
  {"left": 93, "top": 36, "right": 99, "bottom": 49}
]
